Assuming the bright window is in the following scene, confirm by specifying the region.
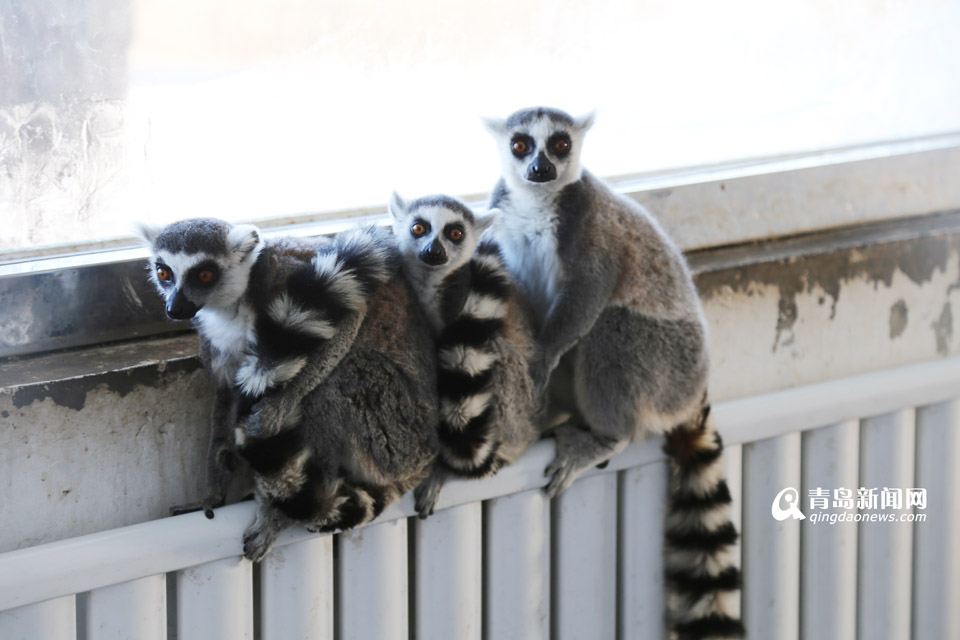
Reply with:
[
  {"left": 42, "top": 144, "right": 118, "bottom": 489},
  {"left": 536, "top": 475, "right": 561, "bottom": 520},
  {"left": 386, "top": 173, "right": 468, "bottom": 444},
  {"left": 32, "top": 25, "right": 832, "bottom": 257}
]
[{"left": 2, "top": 0, "right": 959, "bottom": 253}]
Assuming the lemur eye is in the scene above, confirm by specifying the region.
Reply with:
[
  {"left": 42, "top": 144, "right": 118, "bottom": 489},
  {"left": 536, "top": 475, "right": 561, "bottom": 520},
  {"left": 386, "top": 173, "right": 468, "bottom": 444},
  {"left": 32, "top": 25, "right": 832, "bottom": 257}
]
[
  {"left": 412, "top": 223, "right": 428, "bottom": 237},
  {"left": 512, "top": 140, "right": 528, "bottom": 154},
  {"left": 554, "top": 139, "right": 570, "bottom": 153},
  {"left": 156, "top": 266, "right": 171, "bottom": 281},
  {"left": 198, "top": 270, "right": 215, "bottom": 283},
  {"left": 448, "top": 228, "right": 463, "bottom": 241}
]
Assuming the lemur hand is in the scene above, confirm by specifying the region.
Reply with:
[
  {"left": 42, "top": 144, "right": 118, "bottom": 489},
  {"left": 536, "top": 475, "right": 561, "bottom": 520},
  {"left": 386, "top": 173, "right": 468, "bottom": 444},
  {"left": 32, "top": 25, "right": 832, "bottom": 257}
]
[{"left": 244, "top": 397, "right": 284, "bottom": 439}]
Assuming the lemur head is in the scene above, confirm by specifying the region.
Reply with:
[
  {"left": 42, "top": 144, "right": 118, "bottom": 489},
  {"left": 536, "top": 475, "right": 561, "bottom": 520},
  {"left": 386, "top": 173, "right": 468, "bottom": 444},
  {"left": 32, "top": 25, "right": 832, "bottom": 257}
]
[
  {"left": 135, "top": 218, "right": 263, "bottom": 320},
  {"left": 389, "top": 193, "right": 498, "bottom": 275},
  {"left": 484, "top": 107, "right": 595, "bottom": 193}
]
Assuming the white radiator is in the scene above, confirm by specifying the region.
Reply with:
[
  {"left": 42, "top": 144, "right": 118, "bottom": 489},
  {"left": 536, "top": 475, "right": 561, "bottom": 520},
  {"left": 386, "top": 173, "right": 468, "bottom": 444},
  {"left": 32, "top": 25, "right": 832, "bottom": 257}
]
[{"left": 1, "top": 357, "right": 958, "bottom": 640}]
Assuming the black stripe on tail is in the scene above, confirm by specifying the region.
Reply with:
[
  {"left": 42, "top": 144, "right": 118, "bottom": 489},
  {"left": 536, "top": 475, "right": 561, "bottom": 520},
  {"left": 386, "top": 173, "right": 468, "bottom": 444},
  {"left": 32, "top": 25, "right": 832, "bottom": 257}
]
[
  {"left": 435, "top": 243, "right": 511, "bottom": 477},
  {"left": 236, "top": 225, "right": 397, "bottom": 400},
  {"left": 663, "top": 402, "right": 745, "bottom": 639}
]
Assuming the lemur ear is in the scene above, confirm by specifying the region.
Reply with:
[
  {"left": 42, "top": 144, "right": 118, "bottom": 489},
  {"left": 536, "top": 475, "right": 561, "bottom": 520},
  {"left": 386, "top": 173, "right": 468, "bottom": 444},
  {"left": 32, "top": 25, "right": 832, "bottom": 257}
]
[
  {"left": 474, "top": 208, "right": 500, "bottom": 233},
  {"left": 574, "top": 110, "right": 597, "bottom": 132},
  {"left": 132, "top": 221, "right": 163, "bottom": 247},
  {"left": 388, "top": 192, "right": 407, "bottom": 221},
  {"left": 481, "top": 116, "right": 506, "bottom": 137},
  {"left": 228, "top": 224, "right": 261, "bottom": 257}
]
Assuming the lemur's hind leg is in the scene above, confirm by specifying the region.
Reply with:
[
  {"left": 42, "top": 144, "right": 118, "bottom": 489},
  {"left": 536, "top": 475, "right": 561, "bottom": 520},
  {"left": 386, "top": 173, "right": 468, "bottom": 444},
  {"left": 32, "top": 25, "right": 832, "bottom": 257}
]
[
  {"left": 544, "top": 308, "right": 708, "bottom": 497},
  {"left": 242, "top": 496, "right": 295, "bottom": 562},
  {"left": 544, "top": 419, "right": 627, "bottom": 496}
]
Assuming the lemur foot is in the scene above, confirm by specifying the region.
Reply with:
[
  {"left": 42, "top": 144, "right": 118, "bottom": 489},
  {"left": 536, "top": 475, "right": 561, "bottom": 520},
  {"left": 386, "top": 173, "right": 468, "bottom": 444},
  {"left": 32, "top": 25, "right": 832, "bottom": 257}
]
[
  {"left": 414, "top": 476, "right": 444, "bottom": 519},
  {"left": 544, "top": 452, "right": 583, "bottom": 498},
  {"left": 545, "top": 421, "right": 625, "bottom": 497},
  {"left": 242, "top": 522, "right": 278, "bottom": 562}
]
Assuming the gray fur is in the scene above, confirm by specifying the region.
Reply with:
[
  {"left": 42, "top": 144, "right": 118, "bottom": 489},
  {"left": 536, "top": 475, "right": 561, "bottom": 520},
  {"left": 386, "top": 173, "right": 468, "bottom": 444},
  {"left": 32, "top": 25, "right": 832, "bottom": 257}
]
[
  {"left": 485, "top": 112, "right": 707, "bottom": 481},
  {"left": 389, "top": 192, "right": 499, "bottom": 330},
  {"left": 137, "top": 218, "right": 439, "bottom": 560},
  {"left": 391, "top": 194, "right": 540, "bottom": 517},
  {"left": 485, "top": 108, "right": 743, "bottom": 637},
  {"left": 241, "top": 278, "right": 439, "bottom": 559},
  {"left": 150, "top": 218, "right": 232, "bottom": 255}
]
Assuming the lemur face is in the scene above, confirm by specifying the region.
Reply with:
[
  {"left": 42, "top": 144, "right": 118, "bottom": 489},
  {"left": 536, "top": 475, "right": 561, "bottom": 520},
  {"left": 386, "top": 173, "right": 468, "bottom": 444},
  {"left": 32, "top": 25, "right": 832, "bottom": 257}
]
[
  {"left": 485, "top": 107, "right": 595, "bottom": 192},
  {"left": 389, "top": 194, "right": 497, "bottom": 274},
  {"left": 135, "top": 218, "right": 262, "bottom": 320}
]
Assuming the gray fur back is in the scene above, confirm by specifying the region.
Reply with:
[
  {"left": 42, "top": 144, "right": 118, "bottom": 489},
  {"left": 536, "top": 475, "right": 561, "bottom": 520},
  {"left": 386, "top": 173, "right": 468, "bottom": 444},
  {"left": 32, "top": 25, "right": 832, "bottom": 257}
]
[{"left": 298, "top": 278, "right": 438, "bottom": 486}]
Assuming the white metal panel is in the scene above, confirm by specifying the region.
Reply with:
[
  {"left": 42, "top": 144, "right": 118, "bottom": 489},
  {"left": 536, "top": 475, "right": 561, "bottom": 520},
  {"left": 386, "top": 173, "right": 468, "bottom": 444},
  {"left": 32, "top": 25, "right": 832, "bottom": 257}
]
[
  {"left": 713, "top": 357, "right": 960, "bottom": 447},
  {"left": 86, "top": 574, "right": 166, "bottom": 640},
  {"left": 0, "top": 502, "right": 257, "bottom": 612},
  {"left": 4, "top": 358, "right": 960, "bottom": 614},
  {"left": 261, "top": 535, "right": 333, "bottom": 640},
  {"left": 414, "top": 503, "right": 482, "bottom": 640},
  {"left": 743, "top": 432, "right": 801, "bottom": 640},
  {"left": 857, "top": 409, "right": 915, "bottom": 640},
  {"left": 0, "top": 595, "right": 76, "bottom": 640},
  {"left": 337, "top": 518, "right": 408, "bottom": 640},
  {"left": 912, "top": 400, "right": 960, "bottom": 640},
  {"left": 553, "top": 472, "right": 618, "bottom": 640},
  {"left": 617, "top": 460, "right": 668, "bottom": 640},
  {"left": 177, "top": 557, "right": 253, "bottom": 640},
  {"left": 484, "top": 488, "right": 550, "bottom": 640},
  {"left": 800, "top": 420, "right": 859, "bottom": 640}
]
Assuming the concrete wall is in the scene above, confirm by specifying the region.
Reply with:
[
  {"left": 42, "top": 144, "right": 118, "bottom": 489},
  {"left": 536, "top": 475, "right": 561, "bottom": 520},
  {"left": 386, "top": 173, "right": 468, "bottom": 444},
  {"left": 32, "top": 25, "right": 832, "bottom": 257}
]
[{"left": 1, "top": 214, "right": 958, "bottom": 553}]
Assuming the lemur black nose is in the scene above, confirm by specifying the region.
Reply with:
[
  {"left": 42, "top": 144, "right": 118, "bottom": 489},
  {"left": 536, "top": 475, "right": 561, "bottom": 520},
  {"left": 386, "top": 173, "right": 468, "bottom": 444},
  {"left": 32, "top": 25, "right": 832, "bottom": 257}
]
[
  {"left": 166, "top": 289, "right": 200, "bottom": 320},
  {"left": 419, "top": 239, "right": 447, "bottom": 266},
  {"left": 526, "top": 152, "right": 557, "bottom": 182},
  {"left": 427, "top": 240, "right": 445, "bottom": 257}
]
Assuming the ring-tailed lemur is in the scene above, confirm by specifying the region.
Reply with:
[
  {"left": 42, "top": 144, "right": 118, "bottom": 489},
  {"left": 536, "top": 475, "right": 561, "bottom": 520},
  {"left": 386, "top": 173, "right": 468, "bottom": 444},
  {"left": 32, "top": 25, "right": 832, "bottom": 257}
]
[
  {"left": 484, "top": 108, "right": 744, "bottom": 639},
  {"left": 136, "top": 219, "right": 439, "bottom": 560},
  {"left": 388, "top": 193, "right": 539, "bottom": 517}
]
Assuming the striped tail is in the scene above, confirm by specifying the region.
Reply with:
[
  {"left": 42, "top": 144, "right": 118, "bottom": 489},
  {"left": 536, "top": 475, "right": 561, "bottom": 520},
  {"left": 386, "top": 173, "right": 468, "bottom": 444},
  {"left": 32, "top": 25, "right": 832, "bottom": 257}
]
[
  {"left": 662, "top": 403, "right": 745, "bottom": 639},
  {"left": 435, "top": 242, "right": 512, "bottom": 477},
  {"left": 235, "top": 224, "right": 397, "bottom": 403},
  {"left": 232, "top": 224, "right": 399, "bottom": 522},
  {"left": 235, "top": 425, "right": 410, "bottom": 531},
  {"left": 313, "top": 477, "right": 414, "bottom": 533}
]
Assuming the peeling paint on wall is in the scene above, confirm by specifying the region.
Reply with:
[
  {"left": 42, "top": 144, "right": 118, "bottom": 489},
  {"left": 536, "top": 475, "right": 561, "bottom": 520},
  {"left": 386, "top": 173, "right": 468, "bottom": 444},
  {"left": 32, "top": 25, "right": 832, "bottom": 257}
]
[
  {"left": 695, "top": 232, "right": 957, "bottom": 353},
  {"left": 889, "top": 299, "right": 909, "bottom": 339},
  {"left": 932, "top": 303, "right": 954, "bottom": 356},
  {"left": 10, "top": 359, "right": 201, "bottom": 411}
]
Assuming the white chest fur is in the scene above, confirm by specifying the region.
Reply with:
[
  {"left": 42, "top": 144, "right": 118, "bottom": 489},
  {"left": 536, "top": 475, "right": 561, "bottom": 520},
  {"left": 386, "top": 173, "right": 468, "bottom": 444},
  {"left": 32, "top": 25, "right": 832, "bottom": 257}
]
[
  {"left": 196, "top": 302, "right": 258, "bottom": 383},
  {"left": 405, "top": 267, "right": 447, "bottom": 334},
  {"left": 492, "top": 190, "right": 564, "bottom": 324}
]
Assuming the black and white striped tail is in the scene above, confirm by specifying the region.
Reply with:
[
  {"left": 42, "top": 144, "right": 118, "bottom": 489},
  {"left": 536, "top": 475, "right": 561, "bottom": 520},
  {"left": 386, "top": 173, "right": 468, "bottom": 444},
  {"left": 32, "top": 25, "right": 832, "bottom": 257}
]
[
  {"left": 232, "top": 224, "right": 400, "bottom": 526},
  {"left": 235, "top": 422, "right": 406, "bottom": 531},
  {"left": 235, "top": 225, "right": 396, "bottom": 400},
  {"left": 313, "top": 478, "right": 411, "bottom": 533},
  {"left": 435, "top": 242, "right": 512, "bottom": 477},
  {"left": 663, "top": 403, "right": 745, "bottom": 639}
]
